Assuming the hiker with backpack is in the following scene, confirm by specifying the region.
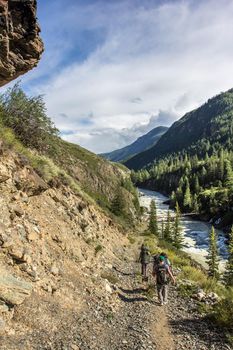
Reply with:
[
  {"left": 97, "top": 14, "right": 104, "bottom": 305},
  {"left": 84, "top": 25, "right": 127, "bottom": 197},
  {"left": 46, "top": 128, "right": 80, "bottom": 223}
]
[
  {"left": 153, "top": 255, "right": 175, "bottom": 305},
  {"left": 139, "top": 244, "right": 150, "bottom": 281}
]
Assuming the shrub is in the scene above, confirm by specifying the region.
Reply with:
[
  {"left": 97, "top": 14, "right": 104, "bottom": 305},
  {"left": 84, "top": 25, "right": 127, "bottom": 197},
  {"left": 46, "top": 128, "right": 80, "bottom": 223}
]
[
  {"left": 0, "top": 84, "right": 58, "bottom": 152},
  {"left": 101, "top": 272, "right": 119, "bottom": 285},
  {"left": 95, "top": 244, "right": 103, "bottom": 255},
  {"left": 211, "top": 288, "right": 233, "bottom": 331}
]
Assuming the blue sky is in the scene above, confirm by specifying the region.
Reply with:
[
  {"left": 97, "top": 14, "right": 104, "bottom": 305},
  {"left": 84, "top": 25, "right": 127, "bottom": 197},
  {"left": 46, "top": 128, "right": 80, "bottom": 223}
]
[{"left": 17, "top": 0, "right": 233, "bottom": 153}]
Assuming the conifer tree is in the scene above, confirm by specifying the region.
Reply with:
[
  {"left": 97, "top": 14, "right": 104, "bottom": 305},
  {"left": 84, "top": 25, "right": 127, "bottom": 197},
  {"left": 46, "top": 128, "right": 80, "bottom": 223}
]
[
  {"left": 207, "top": 226, "right": 219, "bottom": 279},
  {"left": 148, "top": 199, "right": 158, "bottom": 235},
  {"left": 224, "top": 226, "right": 233, "bottom": 287},
  {"left": 218, "top": 148, "right": 224, "bottom": 181},
  {"left": 224, "top": 160, "right": 233, "bottom": 189},
  {"left": 111, "top": 187, "right": 125, "bottom": 216},
  {"left": 164, "top": 210, "right": 172, "bottom": 242},
  {"left": 192, "top": 193, "right": 199, "bottom": 213},
  {"left": 160, "top": 219, "right": 165, "bottom": 239},
  {"left": 183, "top": 179, "right": 192, "bottom": 211},
  {"left": 194, "top": 175, "right": 200, "bottom": 194},
  {"left": 170, "top": 191, "right": 176, "bottom": 208},
  {"left": 173, "top": 202, "right": 183, "bottom": 249}
]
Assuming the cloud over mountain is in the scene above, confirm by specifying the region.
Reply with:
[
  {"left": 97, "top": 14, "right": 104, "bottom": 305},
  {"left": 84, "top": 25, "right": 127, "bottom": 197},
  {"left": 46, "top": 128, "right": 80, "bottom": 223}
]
[{"left": 19, "top": 0, "right": 233, "bottom": 153}]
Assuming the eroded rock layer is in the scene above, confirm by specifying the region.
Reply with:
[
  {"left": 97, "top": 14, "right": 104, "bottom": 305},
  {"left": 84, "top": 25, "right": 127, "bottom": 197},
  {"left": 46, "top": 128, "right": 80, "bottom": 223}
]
[{"left": 0, "top": 0, "right": 43, "bottom": 87}]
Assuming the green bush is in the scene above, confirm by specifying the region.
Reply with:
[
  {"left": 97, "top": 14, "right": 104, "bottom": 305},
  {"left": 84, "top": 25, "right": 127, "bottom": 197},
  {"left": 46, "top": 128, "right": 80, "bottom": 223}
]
[
  {"left": 0, "top": 84, "right": 58, "bottom": 152},
  {"left": 101, "top": 272, "right": 119, "bottom": 284},
  {"left": 211, "top": 288, "right": 233, "bottom": 330},
  {"left": 95, "top": 244, "right": 103, "bottom": 255}
]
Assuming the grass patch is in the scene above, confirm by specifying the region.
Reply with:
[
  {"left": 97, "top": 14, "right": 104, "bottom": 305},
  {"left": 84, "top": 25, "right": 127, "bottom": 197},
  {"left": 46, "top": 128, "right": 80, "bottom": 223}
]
[
  {"left": 128, "top": 235, "right": 136, "bottom": 244},
  {"left": 95, "top": 244, "right": 103, "bottom": 256},
  {"left": 101, "top": 272, "right": 119, "bottom": 285}
]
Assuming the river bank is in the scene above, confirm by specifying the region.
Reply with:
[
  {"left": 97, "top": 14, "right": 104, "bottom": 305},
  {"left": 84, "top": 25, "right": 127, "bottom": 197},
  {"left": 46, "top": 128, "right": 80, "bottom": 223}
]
[{"left": 139, "top": 184, "right": 232, "bottom": 233}]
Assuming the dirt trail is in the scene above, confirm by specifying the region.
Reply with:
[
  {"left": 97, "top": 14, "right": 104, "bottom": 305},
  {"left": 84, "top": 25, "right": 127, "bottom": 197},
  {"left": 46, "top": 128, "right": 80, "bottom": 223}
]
[
  {"left": 2, "top": 237, "right": 231, "bottom": 349},
  {"left": 91, "top": 238, "right": 231, "bottom": 350},
  {"left": 98, "top": 239, "right": 176, "bottom": 350}
]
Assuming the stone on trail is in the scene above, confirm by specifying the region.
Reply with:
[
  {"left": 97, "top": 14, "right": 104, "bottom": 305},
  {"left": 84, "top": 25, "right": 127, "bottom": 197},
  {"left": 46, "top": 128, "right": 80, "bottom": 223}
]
[
  {"left": 105, "top": 281, "right": 113, "bottom": 294},
  {"left": 0, "top": 267, "right": 32, "bottom": 305}
]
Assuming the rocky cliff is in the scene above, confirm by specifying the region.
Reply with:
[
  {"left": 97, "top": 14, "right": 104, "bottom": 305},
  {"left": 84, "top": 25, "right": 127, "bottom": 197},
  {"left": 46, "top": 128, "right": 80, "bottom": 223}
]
[{"left": 0, "top": 0, "right": 43, "bottom": 87}]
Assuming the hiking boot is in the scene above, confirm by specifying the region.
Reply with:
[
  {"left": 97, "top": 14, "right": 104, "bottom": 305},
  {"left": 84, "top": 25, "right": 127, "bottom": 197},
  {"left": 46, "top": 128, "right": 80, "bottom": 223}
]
[
  {"left": 164, "top": 301, "right": 168, "bottom": 305},
  {"left": 160, "top": 301, "right": 164, "bottom": 306}
]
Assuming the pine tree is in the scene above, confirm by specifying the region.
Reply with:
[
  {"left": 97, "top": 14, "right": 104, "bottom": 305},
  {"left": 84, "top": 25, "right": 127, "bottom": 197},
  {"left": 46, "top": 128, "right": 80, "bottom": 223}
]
[
  {"left": 148, "top": 199, "right": 158, "bottom": 235},
  {"left": 194, "top": 175, "right": 200, "bottom": 194},
  {"left": 173, "top": 202, "right": 183, "bottom": 249},
  {"left": 224, "top": 160, "right": 233, "bottom": 189},
  {"left": 164, "top": 210, "right": 172, "bottom": 242},
  {"left": 207, "top": 226, "right": 219, "bottom": 279},
  {"left": 224, "top": 226, "right": 233, "bottom": 287},
  {"left": 170, "top": 191, "right": 176, "bottom": 208},
  {"left": 111, "top": 187, "right": 125, "bottom": 216},
  {"left": 160, "top": 219, "right": 165, "bottom": 239},
  {"left": 218, "top": 148, "right": 224, "bottom": 181},
  {"left": 192, "top": 193, "right": 199, "bottom": 213},
  {"left": 183, "top": 179, "right": 192, "bottom": 211}
]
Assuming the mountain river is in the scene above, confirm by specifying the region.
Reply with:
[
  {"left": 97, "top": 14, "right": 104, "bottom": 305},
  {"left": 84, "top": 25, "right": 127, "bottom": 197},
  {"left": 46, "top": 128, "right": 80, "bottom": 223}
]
[{"left": 139, "top": 188, "right": 228, "bottom": 271}]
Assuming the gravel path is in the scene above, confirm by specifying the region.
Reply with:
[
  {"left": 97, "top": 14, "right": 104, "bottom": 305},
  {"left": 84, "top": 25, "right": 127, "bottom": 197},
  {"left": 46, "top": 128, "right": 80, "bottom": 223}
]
[
  {"left": 1, "top": 242, "right": 232, "bottom": 350},
  {"left": 50, "top": 245, "right": 232, "bottom": 350}
]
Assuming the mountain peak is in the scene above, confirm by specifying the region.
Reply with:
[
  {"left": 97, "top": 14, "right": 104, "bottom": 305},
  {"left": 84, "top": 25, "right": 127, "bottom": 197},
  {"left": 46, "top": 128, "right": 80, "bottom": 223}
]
[{"left": 101, "top": 126, "right": 168, "bottom": 162}]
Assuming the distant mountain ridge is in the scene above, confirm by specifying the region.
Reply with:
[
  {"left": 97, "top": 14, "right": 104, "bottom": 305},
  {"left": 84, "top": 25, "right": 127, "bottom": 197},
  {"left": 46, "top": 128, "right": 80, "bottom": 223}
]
[
  {"left": 124, "top": 88, "right": 233, "bottom": 170},
  {"left": 101, "top": 126, "right": 168, "bottom": 162}
]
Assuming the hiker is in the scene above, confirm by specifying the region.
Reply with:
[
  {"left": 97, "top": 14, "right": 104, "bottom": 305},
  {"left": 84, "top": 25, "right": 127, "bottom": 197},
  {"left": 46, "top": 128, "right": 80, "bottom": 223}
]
[
  {"left": 153, "top": 255, "right": 175, "bottom": 305},
  {"left": 160, "top": 252, "right": 171, "bottom": 267},
  {"left": 139, "top": 244, "right": 150, "bottom": 281}
]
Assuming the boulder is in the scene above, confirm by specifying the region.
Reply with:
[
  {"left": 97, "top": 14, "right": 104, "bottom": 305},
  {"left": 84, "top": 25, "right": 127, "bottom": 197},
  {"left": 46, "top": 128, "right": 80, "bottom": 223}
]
[
  {"left": 0, "top": 267, "right": 32, "bottom": 305},
  {"left": 11, "top": 205, "right": 24, "bottom": 217},
  {"left": 14, "top": 168, "right": 48, "bottom": 197},
  {"left": 50, "top": 264, "right": 60, "bottom": 276},
  {"left": 104, "top": 281, "right": 113, "bottom": 294},
  {"left": 9, "top": 246, "right": 25, "bottom": 262}
]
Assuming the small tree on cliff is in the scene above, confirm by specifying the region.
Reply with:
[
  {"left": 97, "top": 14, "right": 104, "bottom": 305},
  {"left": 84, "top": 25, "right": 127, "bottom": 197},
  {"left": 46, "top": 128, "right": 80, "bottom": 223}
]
[
  {"left": 148, "top": 199, "right": 158, "bottom": 235},
  {"left": 224, "top": 226, "right": 233, "bottom": 287},
  {"left": 207, "top": 226, "right": 219, "bottom": 279},
  {"left": 0, "top": 84, "right": 58, "bottom": 152},
  {"left": 111, "top": 186, "right": 125, "bottom": 217}
]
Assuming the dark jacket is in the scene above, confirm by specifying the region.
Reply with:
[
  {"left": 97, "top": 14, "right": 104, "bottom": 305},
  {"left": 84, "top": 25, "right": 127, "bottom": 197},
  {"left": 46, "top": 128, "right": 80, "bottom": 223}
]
[{"left": 139, "top": 247, "right": 150, "bottom": 264}]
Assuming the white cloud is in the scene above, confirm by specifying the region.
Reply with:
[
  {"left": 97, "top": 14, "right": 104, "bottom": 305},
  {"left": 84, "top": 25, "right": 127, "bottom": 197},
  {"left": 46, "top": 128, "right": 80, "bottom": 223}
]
[{"left": 22, "top": 0, "right": 233, "bottom": 153}]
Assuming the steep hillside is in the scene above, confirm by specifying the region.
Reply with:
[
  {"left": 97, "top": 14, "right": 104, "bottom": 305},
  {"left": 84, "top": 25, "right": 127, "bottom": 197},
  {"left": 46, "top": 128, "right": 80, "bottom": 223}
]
[
  {"left": 0, "top": 0, "right": 43, "bottom": 86},
  {"left": 125, "top": 89, "right": 233, "bottom": 170},
  {"left": 101, "top": 126, "right": 168, "bottom": 162},
  {"left": 0, "top": 89, "right": 140, "bottom": 348},
  {"left": 0, "top": 85, "right": 139, "bottom": 221},
  {"left": 0, "top": 143, "right": 134, "bottom": 348}
]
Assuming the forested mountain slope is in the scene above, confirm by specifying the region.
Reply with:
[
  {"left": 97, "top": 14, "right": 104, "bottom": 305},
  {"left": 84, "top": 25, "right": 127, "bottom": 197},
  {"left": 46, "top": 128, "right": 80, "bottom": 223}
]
[
  {"left": 132, "top": 89, "right": 233, "bottom": 229},
  {"left": 125, "top": 89, "right": 233, "bottom": 170}
]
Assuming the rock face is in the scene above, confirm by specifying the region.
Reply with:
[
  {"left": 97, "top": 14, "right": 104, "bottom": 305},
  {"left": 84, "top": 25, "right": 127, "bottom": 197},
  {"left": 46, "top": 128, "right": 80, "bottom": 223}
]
[{"left": 0, "top": 0, "right": 43, "bottom": 87}]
